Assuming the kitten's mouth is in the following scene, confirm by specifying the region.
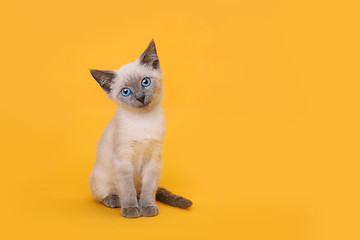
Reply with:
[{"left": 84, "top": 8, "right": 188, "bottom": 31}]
[{"left": 138, "top": 101, "right": 150, "bottom": 109}]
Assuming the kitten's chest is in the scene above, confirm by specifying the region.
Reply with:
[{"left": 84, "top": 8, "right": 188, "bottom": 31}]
[{"left": 116, "top": 107, "right": 165, "bottom": 143}]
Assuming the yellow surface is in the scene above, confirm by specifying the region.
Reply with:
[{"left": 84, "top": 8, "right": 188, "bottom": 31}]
[{"left": 1, "top": 0, "right": 359, "bottom": 239}]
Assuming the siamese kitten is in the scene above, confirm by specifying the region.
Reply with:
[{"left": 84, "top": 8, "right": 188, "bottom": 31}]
[{"left": 89, "top": 40, "right": 192, "bottom": 218}]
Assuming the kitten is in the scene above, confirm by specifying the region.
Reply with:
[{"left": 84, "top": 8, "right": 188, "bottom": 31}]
[{"left": 89, "top": 40, "right": 192, "bottom": 218}]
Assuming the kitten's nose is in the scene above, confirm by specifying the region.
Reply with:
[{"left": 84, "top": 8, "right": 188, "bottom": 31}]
[{"left": 136, "top": 95, "right": 145, "bottom": 104}]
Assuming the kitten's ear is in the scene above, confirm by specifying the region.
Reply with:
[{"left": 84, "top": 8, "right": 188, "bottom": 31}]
[
  {"left": 139, "top": 39, "right": 160, "bottom": 69},
  {"left": 90, "top": 69, "right": 115, "bottom": 93}
]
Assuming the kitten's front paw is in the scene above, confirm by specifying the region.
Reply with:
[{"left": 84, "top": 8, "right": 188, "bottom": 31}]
[
  {"left": 139, "top": 205, "right": 159, "bottom": 217},
  {"left": 121, "top": 207, "right": 141, "bottom": 218}
]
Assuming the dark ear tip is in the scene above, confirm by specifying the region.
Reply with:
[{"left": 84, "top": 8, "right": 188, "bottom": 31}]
[
  {"left": 149, "top": 39, "right": 156, "bottom": 47},
  {"left": 90, "top": 69, "right": 99, "bottom": 78}
]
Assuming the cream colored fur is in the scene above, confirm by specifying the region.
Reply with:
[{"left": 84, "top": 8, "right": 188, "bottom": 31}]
[
  {"left": 89, "top": 102, "right": 165, "bottom": 202},
  {"left": 89, "top": 43, "right": 165, "bottom": 218}
]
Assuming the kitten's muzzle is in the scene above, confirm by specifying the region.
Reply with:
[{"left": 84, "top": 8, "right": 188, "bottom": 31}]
[{"left": 136, "top": 95, "right": 145, "bottom": 104}]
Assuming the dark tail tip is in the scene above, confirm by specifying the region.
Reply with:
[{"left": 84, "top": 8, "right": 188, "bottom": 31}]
[{"left": 156, "top": 187, "right": 193, "bottom": 209}]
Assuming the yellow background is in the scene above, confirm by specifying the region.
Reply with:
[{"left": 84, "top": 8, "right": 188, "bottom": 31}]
[{"left": 1, "top": 0, "right": 359, "bottom": 239}]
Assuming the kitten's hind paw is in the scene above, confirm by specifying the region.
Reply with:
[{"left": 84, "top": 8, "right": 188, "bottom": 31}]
[
  {"left": 121, "top": 207, "right": 141, "bottom": 218},
  {"left": 139, "top": 205, "right": 159, "bottom": 217},
  {"left": 102, "top": 194, "right": 120, "bottom": 208}
]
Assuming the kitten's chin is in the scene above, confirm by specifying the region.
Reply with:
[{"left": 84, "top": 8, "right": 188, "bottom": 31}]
[
  {"left": 118, "top": 101, "right": 154, "bottom": 112},
  {"left": 138, "top": 102, "right": 151, "bottom": 110}
]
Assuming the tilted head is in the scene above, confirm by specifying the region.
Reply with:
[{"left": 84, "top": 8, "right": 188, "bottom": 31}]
[{"left": 90, "top": 40, "right": 163, "bottom": 112}]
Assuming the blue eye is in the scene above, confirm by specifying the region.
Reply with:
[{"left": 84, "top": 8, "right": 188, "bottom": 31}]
[
  {"left": 120, "top": 88, "right": 131, "bottom": 97},
  {"left": 141, "top": 77, "right": 151, "bottom": 87}
]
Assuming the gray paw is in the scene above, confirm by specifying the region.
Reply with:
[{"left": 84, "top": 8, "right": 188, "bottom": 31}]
[
  {"left": 121, "top": 207, "right": 141, "bottom": 218},
  {"left": 139, "top": 205, "right": 159, "bottom": 217},
  {"left": 102, "top": 194, "right": 120, "bottom": 208}
]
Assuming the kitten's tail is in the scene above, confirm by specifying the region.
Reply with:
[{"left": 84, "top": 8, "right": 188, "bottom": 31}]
[{"left": 156, "top": 187, "right": 193, "bottom": 209}]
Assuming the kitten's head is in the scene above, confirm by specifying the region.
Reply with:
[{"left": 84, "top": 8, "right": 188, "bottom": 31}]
[{"left": 90, "top": 40, "right": 163, "bottom": 112}]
